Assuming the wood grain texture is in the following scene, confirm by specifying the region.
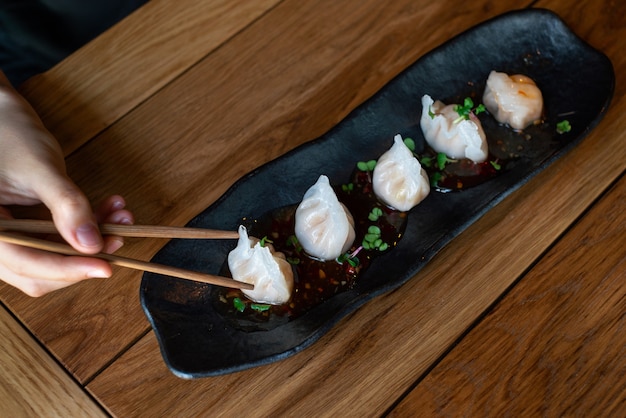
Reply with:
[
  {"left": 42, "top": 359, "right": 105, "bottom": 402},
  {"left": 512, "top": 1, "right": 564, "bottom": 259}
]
[
  {"left": 1, "top": 0, "right": 624, "bottom": 415},
  {"left": 17, "top": 0, "right": 282, "bottom": 156},
  {"left": 0, "top": 305, "right": 106, "bottom": 418},
  {"left": 389, "top": 174, "right": 626, "bottom": 417},
  {"left": 1, "top": 0, "right": 532, "bottom": 383},
  {"left": 85, "top": 0, "right": 625, "bottom": 415}
]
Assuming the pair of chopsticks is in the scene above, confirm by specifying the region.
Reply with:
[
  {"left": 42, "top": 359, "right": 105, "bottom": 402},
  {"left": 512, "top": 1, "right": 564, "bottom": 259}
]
[{"left": 0, "top": 219, "right": 252, "bottom": 290}]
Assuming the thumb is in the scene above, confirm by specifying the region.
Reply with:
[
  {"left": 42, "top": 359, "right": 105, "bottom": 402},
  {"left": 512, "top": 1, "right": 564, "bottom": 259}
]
[{"left": 35, "top": 174, "right": 103, "bottom": 254}]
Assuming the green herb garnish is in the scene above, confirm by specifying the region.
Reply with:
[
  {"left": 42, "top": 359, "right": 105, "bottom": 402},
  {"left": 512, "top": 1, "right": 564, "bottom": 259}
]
[
  {"left": 259, "top": 236, "right": 273, "bottom": 247},
  {"left": 556, "top": 120, "right": 571, "bottom": 134},
  {"left": 430, "top": 171, "right": 443, "bottom": 187},
  {"left": 341, "top": 183, "right": 354, "bottom": 192},
  {"left": 286, "top": 235, "right": 301, "bottom": 251},
  {"left": 420, "top": 156, "right": 433, "bottom": 168},
  {"left": 453, "top": 97, "right": 485, "bottom": 124},
  {"left": 428, "top": 106, "right": 436, "bottom": 119},
  {"left": 403, "top": 137, "right": 416, "bottom": 152},
  {"left": 436, "top": 152, "right": 456, "bottom": 170},
  {"left": 357, "top": 160, "right": 377, "bottom": 172},
  {"left": 233, "top": 297, "right": 246, "bottom": 312},
  {"left": 362, "top": 225, "right": 388, "bottom": 251},
  {"left": 420, "top": 153, "right": 455, "bottom": 170},
  {"left": 368, "top": 207, "right": 383, "bottom": 221},
  {"left": 287, "top": 257, "right": 300, "bottom": 265},
  {"left": 250, "top": 303, "right": 271, "bottom": 312},
  {"left": 337, "top": 252, "right": 359, "bottom": 267},
  {"left": 490, "top": 160, "right": 502, "bottom": 170}
]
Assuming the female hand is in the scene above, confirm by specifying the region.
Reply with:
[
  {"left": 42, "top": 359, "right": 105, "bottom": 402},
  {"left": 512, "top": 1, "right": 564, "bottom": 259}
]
[{"left": 0, "top": 71, "right": 134, "bottom": 296}]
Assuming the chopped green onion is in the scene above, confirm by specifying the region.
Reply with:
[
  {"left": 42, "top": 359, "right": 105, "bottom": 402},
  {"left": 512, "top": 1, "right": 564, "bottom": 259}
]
[
  {"left": 251, "top": 303, "right": 271, "bottom": 312},
  {"left": 556, "top": 120, "right": 571, "bottom": 134}
]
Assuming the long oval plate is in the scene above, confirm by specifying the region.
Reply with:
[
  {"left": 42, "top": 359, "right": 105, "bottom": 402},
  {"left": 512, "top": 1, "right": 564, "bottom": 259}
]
[{"left": 141, "top": 8, "right": 614, "bottom": 378}]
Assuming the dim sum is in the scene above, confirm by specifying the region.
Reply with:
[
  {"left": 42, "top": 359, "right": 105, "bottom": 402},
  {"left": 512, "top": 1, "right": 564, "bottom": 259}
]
[
  {"left": 373, "top": 134, "right": 430, "bottom": 211},
  {"left": 482, "top": 70, "right": 543, "bottom": 130},
  {"left": 228, "top": 225, "right": 294, "bottom": 305},
  {"left": 295, "top": 175, "right": 356, "bottom": 260},
  {"left": 420, "top": 94, "right": 488, "bottom": 163}
]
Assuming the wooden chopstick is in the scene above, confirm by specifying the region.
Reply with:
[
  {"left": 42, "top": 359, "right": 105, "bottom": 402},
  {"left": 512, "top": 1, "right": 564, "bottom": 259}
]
[
  {"left": 0, "top": 219, "right": 239, "bottom": 239},
  {"left": 0, "top": 231, "right": 253, "bottom": 290}
]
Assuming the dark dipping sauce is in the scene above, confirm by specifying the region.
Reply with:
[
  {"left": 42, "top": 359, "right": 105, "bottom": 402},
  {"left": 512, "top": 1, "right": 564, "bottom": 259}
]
[
  {"left": 214, "top": 140, "right": 508, "bottom": 331},
  {"left": 214, "top": 168, "right": 408, "bottom": 330}
]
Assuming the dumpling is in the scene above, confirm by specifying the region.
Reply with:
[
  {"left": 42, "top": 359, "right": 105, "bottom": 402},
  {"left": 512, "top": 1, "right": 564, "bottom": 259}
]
[
  {"left": 295, "top": 175, "right": 356, "bottom": 261},
  {"left": 482, "top": 70, "right": 543, "bottom": 130},
  {"left": 228, "top": 225, "right": 294, "bottom": 305},
  {"left": 373, "top": 134, "right": 430, "bottom": 211},
  {"left": 420, "top": 94, "right": 488, "bottom": 163}
]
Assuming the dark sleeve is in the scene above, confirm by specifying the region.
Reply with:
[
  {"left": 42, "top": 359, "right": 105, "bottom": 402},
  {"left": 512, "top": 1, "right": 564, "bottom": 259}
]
[{"left": 0, "top": 0, "right": 148, "bottom": 86}]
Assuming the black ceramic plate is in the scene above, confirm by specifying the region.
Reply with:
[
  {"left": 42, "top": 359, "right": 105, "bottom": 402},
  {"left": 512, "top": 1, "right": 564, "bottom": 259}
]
[{"left": 141, "top": 8, "right": 614, "bottom": 378}]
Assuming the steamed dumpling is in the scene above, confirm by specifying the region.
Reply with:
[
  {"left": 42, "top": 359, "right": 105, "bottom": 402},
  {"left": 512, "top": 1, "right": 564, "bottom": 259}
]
[
  {"left": 482, "top": 70, "right": 543, "bottom": 130},
  {"left": 295, "top": 175, "right": 356, "bottom": 261},
  {"left": 228, "top": 225, "right": 294, "bottom": 305},
  {"left": 420, "top": 94, "right": 488, "bottom": 163},
  {"left": 373, "top": 134, "right": 430, "bottom": 211}
]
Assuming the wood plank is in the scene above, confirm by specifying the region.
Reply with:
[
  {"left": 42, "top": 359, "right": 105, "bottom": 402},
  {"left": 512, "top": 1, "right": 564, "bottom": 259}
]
[
  {"left": 0, "top": 304, "right": 107, "bottom": 418},
  {"left": 17, "top": 0, "right": 282, "bottom": 156},
  {"left": 389, "top": 174, "right": 626, "bottom": 417},
  {"left": 2, "top": 0, "right": 535, "bottom": 384}
]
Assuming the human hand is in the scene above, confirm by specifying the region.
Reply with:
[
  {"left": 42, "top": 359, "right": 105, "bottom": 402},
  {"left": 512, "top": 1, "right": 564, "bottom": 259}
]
[{"left": 0, "top": 72, "right": 134, "bottom": 296}]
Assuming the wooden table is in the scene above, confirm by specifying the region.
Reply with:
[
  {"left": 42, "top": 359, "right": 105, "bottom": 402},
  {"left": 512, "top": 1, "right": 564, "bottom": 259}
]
[{"left": 1, "top": 0, "right": 624, "bottom": 416}]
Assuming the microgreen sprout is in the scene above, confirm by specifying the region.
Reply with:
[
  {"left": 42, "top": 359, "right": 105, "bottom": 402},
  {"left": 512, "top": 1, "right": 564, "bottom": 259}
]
[
  {"left": 362, "top": 225, "right": 389, "bottom": 251},
  {"left": 233, "top": 297, "right": 246, "bottom": 312},
  {"left": 556, "top": 120, "right": 571, "bottom": 134},
  {"left": 430, "top": 171, "right": 443, "bottom": 187},
  {"left": 341, "top": 182, "right": 354, "bottom": 193},
  {"left": 259, "top": 236, "right": 273, "bottom": 247},
  {"left": 286, "top": 235, "right": 302, "bottom": 253},
  {"left": 453, "top": 97, "right": 486, "bottom": 124},
  {"left": 436, "top": 152, "right": 456, "bottom": 170},
  {"left": 403, "top": 137, "right": 416, "bottom": 152},
  {"left": 420, "top": 156, "right": 434, "bottom": 168},
  {"left": 368, "top": 207, "right": 383, "bottom": 221},
  {"left": 490, "top": 160, "right": 502, "bottom": 170},
  {"left": 337, "top": 252, "right": 360, "bottom": 267},
  {"left": 357, "top": 160, "right": 377, "bottom": 172}
]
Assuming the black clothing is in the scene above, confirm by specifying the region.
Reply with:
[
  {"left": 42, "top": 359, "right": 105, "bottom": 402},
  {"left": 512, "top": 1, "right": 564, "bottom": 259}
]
[{"left": 0, "top": 0, "right": 148, "bottom": 86}]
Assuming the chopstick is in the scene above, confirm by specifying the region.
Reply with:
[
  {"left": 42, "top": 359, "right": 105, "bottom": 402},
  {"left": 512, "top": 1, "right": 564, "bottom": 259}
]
[
  {"left": 0, "top": 219, "right": 239, "bottom": 239},
  {"left": 0, "top": 231, "right": 253, "bottom": 290}
]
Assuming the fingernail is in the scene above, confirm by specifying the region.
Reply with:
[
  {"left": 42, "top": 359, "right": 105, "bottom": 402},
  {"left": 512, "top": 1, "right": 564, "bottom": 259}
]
[
  {"left": 87, "top": 269, "right": 109, "bottom": 279},
  {"left": 105, "top": 238, "right": 124, "bottom": 254},
  {"left": 76, "top": 223, "right": 102, "bottom": 248},
  {"left": 112, "top": 200, "right": 126, "bottom": 210},
  {"left": 120, "top": 217, "right": 133, "bottom": 225}
]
